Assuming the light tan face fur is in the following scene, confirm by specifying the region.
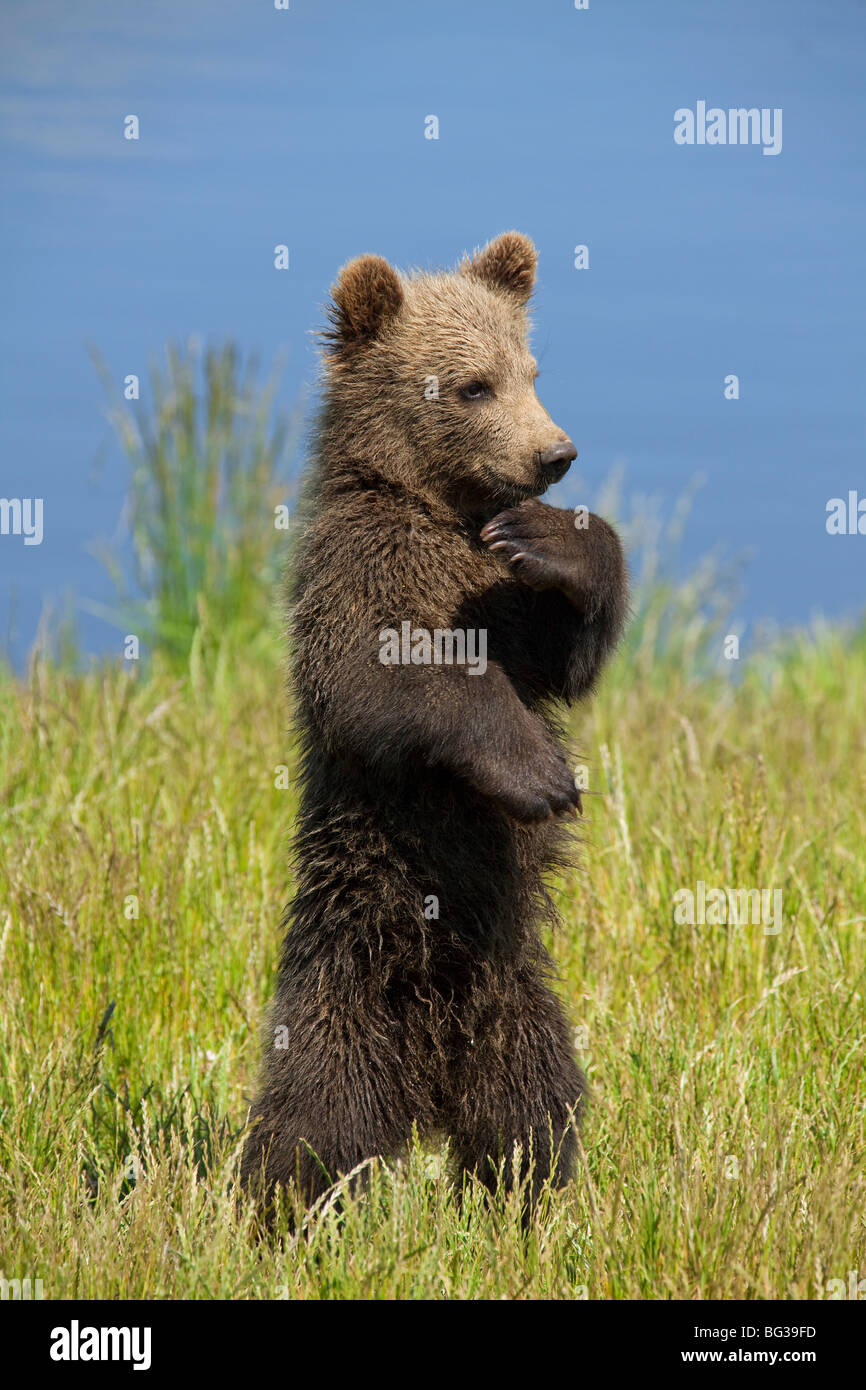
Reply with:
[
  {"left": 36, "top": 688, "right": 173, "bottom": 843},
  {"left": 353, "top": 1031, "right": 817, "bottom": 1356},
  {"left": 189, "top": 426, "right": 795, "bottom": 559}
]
[{"left": 323, "top": 232, "right": 575, "bottom": 512}]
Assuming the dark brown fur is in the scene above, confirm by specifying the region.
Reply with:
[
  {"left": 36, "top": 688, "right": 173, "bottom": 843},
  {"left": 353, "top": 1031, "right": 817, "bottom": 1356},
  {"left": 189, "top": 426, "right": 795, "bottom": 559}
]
[{"left": 241, "top": 233, "right": 628, "bottom": 1213}]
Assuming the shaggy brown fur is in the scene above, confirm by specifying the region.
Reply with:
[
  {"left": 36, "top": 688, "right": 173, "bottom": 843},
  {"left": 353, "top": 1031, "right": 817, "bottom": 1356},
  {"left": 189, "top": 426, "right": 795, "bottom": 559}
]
[{"left": 241, "top": 233, "right": 628, "bottom": 1213}]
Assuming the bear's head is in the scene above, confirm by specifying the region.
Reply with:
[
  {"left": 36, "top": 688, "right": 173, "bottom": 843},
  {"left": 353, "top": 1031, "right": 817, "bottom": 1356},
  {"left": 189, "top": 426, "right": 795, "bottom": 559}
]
[{"left": 321, "top": 233, "right": 576, "bottom": 515}]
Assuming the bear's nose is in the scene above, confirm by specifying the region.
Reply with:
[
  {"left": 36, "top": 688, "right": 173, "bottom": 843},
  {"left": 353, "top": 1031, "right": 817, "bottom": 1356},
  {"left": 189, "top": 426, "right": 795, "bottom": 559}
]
[{"left": 539, "top": 439, "right": 577, "bottom": 481}]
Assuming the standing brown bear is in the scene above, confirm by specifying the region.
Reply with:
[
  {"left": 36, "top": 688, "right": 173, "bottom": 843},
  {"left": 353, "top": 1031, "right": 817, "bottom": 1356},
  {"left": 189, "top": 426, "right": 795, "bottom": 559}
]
[{"left": 242, "top": 233, "right": 627, "bottom": 1213}]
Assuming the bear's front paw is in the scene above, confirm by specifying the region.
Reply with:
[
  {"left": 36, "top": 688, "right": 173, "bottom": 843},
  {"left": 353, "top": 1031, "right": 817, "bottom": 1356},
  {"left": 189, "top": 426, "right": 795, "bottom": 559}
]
[
  {"left": 470, "top": 738, "right": 583, "bottom": 823},
  {"left": 480, "top": 500, "right": 579, "bottom": 596}
]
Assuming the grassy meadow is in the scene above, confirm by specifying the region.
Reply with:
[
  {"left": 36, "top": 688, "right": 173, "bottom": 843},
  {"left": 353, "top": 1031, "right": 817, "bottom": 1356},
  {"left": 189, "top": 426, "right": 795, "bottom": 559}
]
[{"left": 0, "top": 345, "right": 863, "bottom": 1300}]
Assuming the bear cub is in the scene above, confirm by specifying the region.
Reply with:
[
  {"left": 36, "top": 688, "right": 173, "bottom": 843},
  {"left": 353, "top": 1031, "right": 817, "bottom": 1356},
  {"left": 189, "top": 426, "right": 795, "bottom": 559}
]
[{"left": 242, "top": 232, "right": 628, "bottom": 1212}]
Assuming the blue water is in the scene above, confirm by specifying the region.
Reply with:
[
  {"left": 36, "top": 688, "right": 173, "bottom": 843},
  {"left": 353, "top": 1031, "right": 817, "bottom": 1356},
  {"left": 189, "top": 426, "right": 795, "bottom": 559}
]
[{"left": 1, "top": 0, "right": 863, "bottom": 667}]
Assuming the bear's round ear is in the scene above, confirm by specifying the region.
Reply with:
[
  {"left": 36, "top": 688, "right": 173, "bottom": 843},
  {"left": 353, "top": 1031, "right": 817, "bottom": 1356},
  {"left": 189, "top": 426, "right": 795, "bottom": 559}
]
[
  {"left": 463, "top": 232, "right": 537, "bottom": 305},
  {"left": 324, "top": 254, "right": 404, "bottom": 356}
]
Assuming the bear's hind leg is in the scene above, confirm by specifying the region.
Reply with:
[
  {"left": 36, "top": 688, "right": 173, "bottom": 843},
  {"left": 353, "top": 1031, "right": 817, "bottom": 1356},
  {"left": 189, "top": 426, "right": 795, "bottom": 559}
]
[
  {"left": 240, "top": 990, "right": 434, "bottom": 1216},
  {"left": 446, "top": 969, "right": 585, "bottom": 1212}
]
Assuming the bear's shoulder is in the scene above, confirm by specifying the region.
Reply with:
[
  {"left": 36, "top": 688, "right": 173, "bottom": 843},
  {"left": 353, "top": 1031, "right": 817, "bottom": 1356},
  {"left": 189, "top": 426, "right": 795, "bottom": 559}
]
[{"left": 293, "top": 470, "right": 494, "bottom": 625}]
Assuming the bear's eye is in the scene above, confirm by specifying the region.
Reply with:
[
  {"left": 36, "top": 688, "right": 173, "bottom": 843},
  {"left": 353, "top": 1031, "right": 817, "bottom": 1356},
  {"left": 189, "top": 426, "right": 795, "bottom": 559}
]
[{"left": 459, "top": 380, "right": 493, "bottom": 402}]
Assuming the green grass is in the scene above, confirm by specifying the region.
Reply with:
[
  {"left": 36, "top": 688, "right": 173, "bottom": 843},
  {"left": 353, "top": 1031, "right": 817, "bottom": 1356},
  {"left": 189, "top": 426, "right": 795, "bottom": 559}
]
[
  {"left": 0, "top": 342, "right": 862, "bottom": 1299},
  {"left": 87, "top": 338, "right": 299, "bottom": 666},
  {"left": 1, "top": 617, "right": 863, "bottom": 1299}
]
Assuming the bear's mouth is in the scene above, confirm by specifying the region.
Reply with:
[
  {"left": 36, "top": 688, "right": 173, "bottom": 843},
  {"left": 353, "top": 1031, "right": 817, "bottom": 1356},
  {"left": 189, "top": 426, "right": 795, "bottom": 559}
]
[
  {"left": 467, "top": 469, "right": 551, "bottom": 520},
  {"left": 483, "top": 469, "right": 544, "bottom": 503},
  {"left": 490, "top": 475, "right": 550, "bottom": 505}
]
